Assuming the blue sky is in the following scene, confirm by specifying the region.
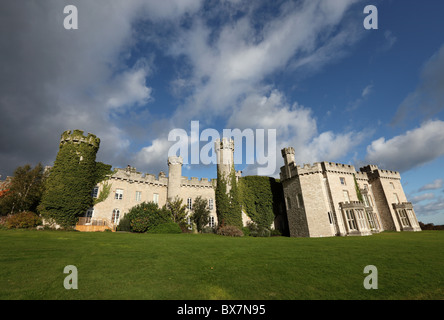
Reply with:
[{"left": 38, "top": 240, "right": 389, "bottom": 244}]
[{"left": 1, "top": 0, "right": 444, "bottom": 224}]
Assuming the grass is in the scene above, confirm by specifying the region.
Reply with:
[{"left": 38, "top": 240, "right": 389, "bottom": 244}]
[{"left": 0, "top": 229, "right": 443, "bottom": 300}]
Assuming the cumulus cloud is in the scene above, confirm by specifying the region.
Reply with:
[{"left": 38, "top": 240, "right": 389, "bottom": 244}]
[{"left": 365, "top": 120, "right": 444, "bottom": 172}]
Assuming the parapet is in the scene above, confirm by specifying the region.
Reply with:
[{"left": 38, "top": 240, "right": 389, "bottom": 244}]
[
  {"left": 181, "top": 176, "right": 216, "bottom": 188},
  {"left": 111, "top": 167, "right": 168, "bottom": 186},
  {"left": 296, "top": 162, "right": 324, "bottom": 176},
  {"left": 215, "top": 137, "right": 234, "bottom": 151},
  {"left": 168, "top": 156, "right": 183, "bottom": 166},
  {"left": 359, "top": 164, "right": 400, "bottom": 180},
  {"left": 60, "top": 130, "right": 100, "bottom": 149},
  {"left": 322, "top": 161, "right": 357, "bottom": 175},
  {"left": 281, "top": 147, "right": 295, "bottom": 157}
]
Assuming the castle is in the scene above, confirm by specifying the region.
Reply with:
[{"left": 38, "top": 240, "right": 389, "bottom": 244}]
[
  {"left": 280, "top": 147, "right": 421, "bottom": 237},
  {"left": 72, "top": 131, "right": 420, "bottom": 237},
  {"left": 83, "top": 137, "right": 251, "bottom": 232}
]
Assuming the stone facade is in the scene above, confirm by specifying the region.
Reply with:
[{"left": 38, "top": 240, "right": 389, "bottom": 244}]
[
  {"left": 280, "top": 147, "right": 421, "bottom": 237},
  {"left": 87, "top": 138, "right": 251, "bottom": 230}
]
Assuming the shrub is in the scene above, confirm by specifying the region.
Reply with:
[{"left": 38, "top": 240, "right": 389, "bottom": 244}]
[
  {"left": 6, "top": 211, "right": 42, "bottom": 229},
  {"left": 126, "top": 202, "right": 173, "bottom": 233},
  {"left": 117, "top": 215, "right": 131, "bottom": 232},
  {"left": 201, "top": 226, "right": 216, "bottom": 234},
  {"left": 246, "top": 221, "right": 271, "bottom": 237},
  {"left": 217, "top": 225, "right": 244, "bottom": 237},
  {"left": 147, "top": 222, "right": 182, "bottom": 234}
]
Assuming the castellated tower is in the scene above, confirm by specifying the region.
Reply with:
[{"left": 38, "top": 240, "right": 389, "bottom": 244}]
[
  {"left": 167, "top": 156, "right": 183, "bottom": 202},
  {"left": 39, "top": 130, "right": 101, "bottom": 228},
  {"left": 281, "top": 147, "right": 295, "bottom": 180},
  {"left": 215, "top": 138, "right": 235, "bottom": 191}
]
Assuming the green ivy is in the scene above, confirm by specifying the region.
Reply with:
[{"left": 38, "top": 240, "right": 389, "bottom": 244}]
[
  {"left": 215, "top": 165, "right": 242, "bottom": 228},
  {"left": 353, "top": 174, "right": 364, "bottom": 203},
  {"left": 38, "top": 130, "right": 102, "bottom": 228},
  {"left": 238, "top": 176, "right": 285, "bottom": 229}
]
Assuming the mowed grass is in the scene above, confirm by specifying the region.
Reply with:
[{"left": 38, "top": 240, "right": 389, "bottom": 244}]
[{"left": 0, "top": 230, "right": 443, "bottom": 300}]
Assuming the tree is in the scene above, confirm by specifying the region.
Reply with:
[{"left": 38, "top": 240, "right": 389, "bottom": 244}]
[
  {"left": 191, "top": 196, "right": 210, "bottom": 232},
  {"left": 167, "top": 196, "right": 188, "bottom": 231},
  {"left": 0, "top": 163, "right": 47, "bottom": 215}
]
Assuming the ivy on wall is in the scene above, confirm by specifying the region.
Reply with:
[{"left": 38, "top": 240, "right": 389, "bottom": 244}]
[
  {"left": 353, "top": 174, "right": 364, "bottom": 203},
  {"left": 215, "top": 165, "right": 242, "bottom": 228},
  {"left": 38, "top": 130, "right": 110, "bottom": 228},
  {"left": 238, "top": 176, "right": 286, "bottom": 229}
]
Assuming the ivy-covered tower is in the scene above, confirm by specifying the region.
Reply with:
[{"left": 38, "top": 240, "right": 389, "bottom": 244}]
[
  {"left": 39, "top": 130, "right": 100, "bottom": 228},
  {"left": 214, "top": 138, "right": 242, "bottom": 228}
]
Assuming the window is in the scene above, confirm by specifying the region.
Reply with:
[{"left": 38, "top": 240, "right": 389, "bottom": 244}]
[
  {"left": 394, "top": 193, "right": 400, "bottom": 204},
  {"left": 340, "top": 177, "right": 346, "bottom": 185},
  {"left": 85, "top": 208, "right": 94, "bottom": 224},
  {"left": 92, "top": 186, "right": 99, "bottom": 198},
  {"left": 297, "top": 193, "right": 304, "bottom": 208},
  {"left": 363, "top": 194, "right": 370, "bottom": 207},
  {"left": 286, "top": 197, "right": 291, "bottom": 210},
  {"left": 390, "top": 182, "right": 395, "bottom": 189},
  {"left": 209, "top": 216, "right": 215, "bottom": 228},
  {"left": 345, "top": 210, "right": 357, "bottom": 230},
  {"left": 153, "top": 193, "right": 159, "bottom": 205},
  {"left": 208, "top": 198, "right": 214, "bottom": 210},
  {"left": 187, "top": 198, "right": 192, "bottom": 210},
  {"left": 368, "top": 195, "right": 374, "bottom": 207},
  {"left": 115, "top": 189, "right": 123, "bottom": 200},
  {"left": 366, "top": 211, "right": 376, "bottom": 229},
  {"left": 356, "top": 209, "right": 367, "bottom": 230},
  {"left": 328, "top": 212, "right": 333, "bottom": 224},
  {"left": 111, "top": 209, "right": 120, "bottom": 225},
  {"left": 398, "top": 210, "right": 411, "bottom": 227},
  {"left": 343, "top": 190, "right": 350, "bottom": 203},
  {"left": 135, "top": 191, "right": 142, "bottom": 202}
]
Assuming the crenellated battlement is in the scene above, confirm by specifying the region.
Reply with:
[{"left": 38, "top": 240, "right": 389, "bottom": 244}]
[
  {"left": 60, "top": 130, "right": 100, "bottom": 149},
  {"left": 322, "top": 161, "right": 357, "bottom": 175},
  {"left": 295, "top": 162, "right": 324, "bottom": 176},
  {"left": 360, "top": 164, "right": 400, "bottom": 180},
  {"left": 111, "top": 167, "right": 168, "bottom": 186},
  {"left": 181, "top": 176, "right": 216, "bottom": 188},
  {"left": 215, "top": 137, "right": 235, "bottom": 151}
]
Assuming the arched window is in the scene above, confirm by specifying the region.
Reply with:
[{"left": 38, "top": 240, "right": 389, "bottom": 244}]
[{"left": 111, "top": 209, "right": 120, "bottom": 225}]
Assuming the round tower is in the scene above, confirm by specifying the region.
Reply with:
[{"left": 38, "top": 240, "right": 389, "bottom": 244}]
[
  {"left": 215, "top": 138, "right": 234, "bottom": 178},
  {"left": 167, "top": 156, "right": 183, "bottom": 202}
]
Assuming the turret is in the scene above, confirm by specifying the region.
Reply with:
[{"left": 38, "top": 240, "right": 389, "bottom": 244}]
[
  {"left": 167, "top": 156, "right": 183, "bottom": 202},
  {"left": 281, "top": 147, "right": 295, "bottom": 180},
  {"left": 215, "top": 137, "right": 235, "bottom": 192}
]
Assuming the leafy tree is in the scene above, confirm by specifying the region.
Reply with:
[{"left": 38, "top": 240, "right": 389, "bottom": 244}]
[
  {"left": 191, "top": 196, "right": 210, "bottom": 232},
  {"left": 167, "top": 196, "right": 188, "bottom": 230},
  {"left": 0, "top": 163, "right": 47, "bottom": 215}
]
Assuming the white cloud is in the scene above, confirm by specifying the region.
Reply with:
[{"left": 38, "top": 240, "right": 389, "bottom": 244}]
[
  {"left": 411, "top": 193, "right": 435, "bottom": 204},
  {"left": 106, "top": 68, "right": 152, "bottom": 110},
  {"left": 227, "top": 90, "right": 368, "bottom": 177},
  {"left": 365, "top": 120, "right": 444, "bottom": 172},
  {"left": 419, "top": 179, "right": 444, "bottom": 192},
  {"left": 169, "top": 0, "right": 362, "bottom": 122}
]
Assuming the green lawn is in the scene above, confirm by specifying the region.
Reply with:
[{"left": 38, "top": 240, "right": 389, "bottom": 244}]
[{"left": 0, "top": 230, "right": 443, "bottom": 300}]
